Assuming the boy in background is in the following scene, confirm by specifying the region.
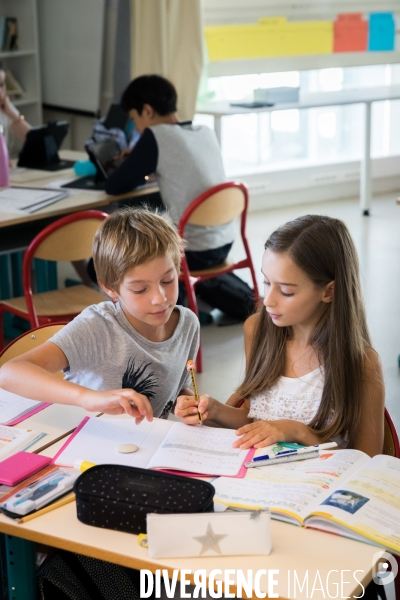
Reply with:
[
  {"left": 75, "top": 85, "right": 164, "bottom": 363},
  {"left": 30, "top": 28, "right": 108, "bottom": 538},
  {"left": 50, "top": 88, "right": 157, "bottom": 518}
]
[
  {"left": 0, "top": 209, "right": 199, "bottom": 420},
  {"left": 106, "top": 74, "right": 234, "bottom": 271}
]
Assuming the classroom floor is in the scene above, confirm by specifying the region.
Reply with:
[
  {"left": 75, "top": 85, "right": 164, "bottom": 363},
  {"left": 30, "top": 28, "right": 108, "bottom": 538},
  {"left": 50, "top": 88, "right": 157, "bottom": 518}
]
[{"left": 196, "top": 192, "right": 400, "bottom": 433}]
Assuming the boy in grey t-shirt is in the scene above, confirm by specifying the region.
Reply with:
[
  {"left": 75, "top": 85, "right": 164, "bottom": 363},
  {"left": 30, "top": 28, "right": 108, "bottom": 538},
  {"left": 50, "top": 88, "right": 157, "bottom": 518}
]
[{"left": 0, "top": 209, "right": 200, "bottom": 421}]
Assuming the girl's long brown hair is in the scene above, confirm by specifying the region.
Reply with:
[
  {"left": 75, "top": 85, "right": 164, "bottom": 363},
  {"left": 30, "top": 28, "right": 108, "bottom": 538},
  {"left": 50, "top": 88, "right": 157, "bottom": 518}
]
[{"left": 236, "top": 215, "right": 371, "bottom": 444}]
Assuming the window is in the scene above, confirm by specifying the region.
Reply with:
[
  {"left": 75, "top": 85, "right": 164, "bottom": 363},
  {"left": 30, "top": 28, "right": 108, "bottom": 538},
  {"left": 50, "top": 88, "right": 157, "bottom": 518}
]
[{"left": 194, "top": 64, "right": 400, "bottom": 177}]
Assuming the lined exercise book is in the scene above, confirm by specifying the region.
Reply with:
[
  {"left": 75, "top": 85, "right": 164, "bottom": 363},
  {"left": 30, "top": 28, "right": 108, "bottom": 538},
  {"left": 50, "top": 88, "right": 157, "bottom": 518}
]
[{"left": 53, "top": 417, "right": 254, "bottom": 478}]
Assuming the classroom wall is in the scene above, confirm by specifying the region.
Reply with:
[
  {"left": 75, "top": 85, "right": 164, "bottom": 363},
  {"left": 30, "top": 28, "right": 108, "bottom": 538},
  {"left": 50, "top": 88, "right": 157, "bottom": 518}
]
[
  {"left": 40, "top": 0, "right": 400, "bottom": 210},
  {"left": 42, "top": 0, "right": 121, "bottom": 150}
]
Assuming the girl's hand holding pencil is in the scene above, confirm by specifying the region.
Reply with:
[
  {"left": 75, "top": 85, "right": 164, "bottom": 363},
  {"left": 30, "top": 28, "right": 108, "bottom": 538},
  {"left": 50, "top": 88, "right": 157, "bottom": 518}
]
[{"left": 175, "top": 393, "right": 212, "bottom": 425}]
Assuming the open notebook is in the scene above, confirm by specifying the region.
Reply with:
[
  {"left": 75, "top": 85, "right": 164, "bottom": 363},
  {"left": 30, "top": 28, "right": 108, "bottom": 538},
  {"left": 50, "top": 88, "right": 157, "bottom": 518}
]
[
  {"left": 53, "top": 417, "right": 254, "bottom": 478},
  {"left": 212, "top": 449, "right": 400, "bottom": 555}
]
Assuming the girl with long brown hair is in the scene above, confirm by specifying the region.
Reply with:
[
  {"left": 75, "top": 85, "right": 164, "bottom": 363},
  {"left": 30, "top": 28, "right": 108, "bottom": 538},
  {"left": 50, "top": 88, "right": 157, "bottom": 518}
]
[{"left": 175, "top": 215, "right": 384, "bottom": 457}]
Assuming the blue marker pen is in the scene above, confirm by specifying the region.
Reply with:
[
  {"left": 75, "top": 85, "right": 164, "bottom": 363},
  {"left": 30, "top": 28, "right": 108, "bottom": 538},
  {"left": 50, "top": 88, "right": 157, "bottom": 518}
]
[{"left": 253, "top": 449, "right": 298, "bottom": 462}]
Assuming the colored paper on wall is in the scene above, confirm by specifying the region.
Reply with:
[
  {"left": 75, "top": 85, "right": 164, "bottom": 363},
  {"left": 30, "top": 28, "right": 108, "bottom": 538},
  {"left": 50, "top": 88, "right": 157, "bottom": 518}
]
[
  {"left": 333, "top": 14, "right": 368, "bottom": 53},
  {"left": 368, "top": 12, "right": 395, "bottom": 52},
  {"left": 204, "top": 18, "right": 333, "bottom": 62}
]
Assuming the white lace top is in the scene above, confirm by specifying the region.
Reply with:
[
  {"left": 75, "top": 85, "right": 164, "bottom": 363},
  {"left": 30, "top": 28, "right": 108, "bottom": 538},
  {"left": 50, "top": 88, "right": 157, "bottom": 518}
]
[{"left": 248, "top": 367, "right": 324, "bottom": 425}]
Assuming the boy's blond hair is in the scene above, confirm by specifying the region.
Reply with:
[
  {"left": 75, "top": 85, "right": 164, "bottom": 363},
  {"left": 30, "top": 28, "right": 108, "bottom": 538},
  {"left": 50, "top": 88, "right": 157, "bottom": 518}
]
[{"left": 92, "top": 208, "right": 184, "bottom": 290}]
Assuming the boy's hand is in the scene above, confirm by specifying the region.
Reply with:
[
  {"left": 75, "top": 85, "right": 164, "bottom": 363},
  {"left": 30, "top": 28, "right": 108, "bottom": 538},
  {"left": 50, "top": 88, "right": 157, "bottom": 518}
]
[
  {"left": 81, "top": 388, "right": 153, "bottom": 423},
  {"left": 115, "top": 147, "right": 132, "bottom": 160},
  {"left": 233, "top": 419, "right": 297, "bottom": 450},
  {"left": 174, "top": 394, "right": 213, "bottom": 425}
]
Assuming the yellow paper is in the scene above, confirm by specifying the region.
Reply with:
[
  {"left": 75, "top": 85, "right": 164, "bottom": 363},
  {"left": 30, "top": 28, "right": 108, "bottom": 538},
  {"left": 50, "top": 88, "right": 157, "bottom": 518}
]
[{"left": 204, "top": 17, "right": 333, "bottom": 61}]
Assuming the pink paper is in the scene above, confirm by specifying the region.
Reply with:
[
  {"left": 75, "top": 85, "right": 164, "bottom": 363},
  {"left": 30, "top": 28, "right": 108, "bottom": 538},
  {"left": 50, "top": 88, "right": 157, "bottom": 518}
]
[{"left": 6, "top": 402, "right": 52, "bottom": 426}]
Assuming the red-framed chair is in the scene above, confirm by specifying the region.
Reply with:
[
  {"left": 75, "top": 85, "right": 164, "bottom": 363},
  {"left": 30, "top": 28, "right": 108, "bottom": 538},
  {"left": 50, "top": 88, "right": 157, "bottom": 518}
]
[
  {"left": 178, "top": 182, "right": 259, "bottom": 373},
  {"left": 0, "top": 210, "right": 109, "bottom": 348},
  {"left": 382, "top": 407, "right": 400, "bottom": 598},
  {"left": 383, "top": 407, "right": 400, "bottom": 458}
]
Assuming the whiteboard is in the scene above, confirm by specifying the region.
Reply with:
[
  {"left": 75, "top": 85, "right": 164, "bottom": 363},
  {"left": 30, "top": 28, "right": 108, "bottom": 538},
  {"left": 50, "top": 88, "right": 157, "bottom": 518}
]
[{"left": 37, "top": 0, "right": 106, "bottom": 114}]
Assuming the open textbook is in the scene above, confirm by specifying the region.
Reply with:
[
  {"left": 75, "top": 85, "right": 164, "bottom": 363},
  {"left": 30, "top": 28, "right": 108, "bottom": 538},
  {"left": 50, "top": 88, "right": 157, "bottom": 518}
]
[
  {"left": 212, "top": 449, "right": 400, "bottom": 554},
  {"left": 0, "top": 425, "right": 45, "bottom": 460},
  {"left": 0, "top": 389, "right": 50, "bottom": 425},
  {"left": 53, "top": 417, "right": 252, "bottom": 477}
]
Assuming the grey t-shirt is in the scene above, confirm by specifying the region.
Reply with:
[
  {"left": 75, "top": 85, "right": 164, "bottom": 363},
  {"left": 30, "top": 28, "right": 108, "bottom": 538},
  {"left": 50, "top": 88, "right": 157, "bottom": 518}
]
[
  {"left": 150, "top": 123, "right": 236, "bottom": 251},
  {"left": 49, "top": 302, "right": 200, "bottom": 418}
]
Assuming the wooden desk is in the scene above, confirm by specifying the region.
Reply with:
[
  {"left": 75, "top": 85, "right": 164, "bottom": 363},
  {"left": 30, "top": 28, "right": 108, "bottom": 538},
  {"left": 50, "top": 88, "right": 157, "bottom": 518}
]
[
  {"left": 1, "top": 149, "right": 159, "bottom": 230},
  {"left": 0, "top": 412, "right": 384, "bottom": 600},
  {"left": 0, "top": 150, "right": 159, "bottom": 257},
  {"left": 0, "top": 496, "right": 382, "bottom": 600},
  {"left": 0, "top": 403, "right": 103, "bottom": 599},
  {"left": 197, "top": 85, "right": 400, "bottom": 217},
  {"left": 9, "top": 150, "right": 85, "bottom": 186}
]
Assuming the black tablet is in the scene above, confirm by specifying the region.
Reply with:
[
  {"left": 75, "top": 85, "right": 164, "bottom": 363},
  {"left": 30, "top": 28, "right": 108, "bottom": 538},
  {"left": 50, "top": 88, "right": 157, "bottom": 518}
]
[
  {"left": 85, "top": 138, "right": 123, "bottom": 180},
  {"left": 18, "top": 121, "right": 75, "bottom": 170},
  {"left": 62, "top": 138, "right": 122, "bottom": 191}
]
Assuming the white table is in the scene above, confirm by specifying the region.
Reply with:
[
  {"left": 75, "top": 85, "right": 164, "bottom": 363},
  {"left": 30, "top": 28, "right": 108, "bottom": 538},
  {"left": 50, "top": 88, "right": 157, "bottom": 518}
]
[{"left": 197, "top": 85, "right": 400, "bottom": 216}]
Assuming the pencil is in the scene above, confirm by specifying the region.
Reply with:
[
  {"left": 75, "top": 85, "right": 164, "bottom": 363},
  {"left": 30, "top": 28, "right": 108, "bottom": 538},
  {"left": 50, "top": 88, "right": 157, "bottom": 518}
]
[
  {"left": 32, "top": 412, "right": 103, "bottom": 455},
  {"left": 186, "top": 359, "right": 203, "bottom": 425},
  {"left": 17, "top": 493, "right": 75, "bottom": 524}
]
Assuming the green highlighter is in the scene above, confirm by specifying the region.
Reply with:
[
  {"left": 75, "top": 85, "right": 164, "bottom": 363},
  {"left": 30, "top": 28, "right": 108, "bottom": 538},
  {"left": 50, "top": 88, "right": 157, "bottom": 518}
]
[{"left": 277, "top": 442, "right": 307, "bottom": 450}]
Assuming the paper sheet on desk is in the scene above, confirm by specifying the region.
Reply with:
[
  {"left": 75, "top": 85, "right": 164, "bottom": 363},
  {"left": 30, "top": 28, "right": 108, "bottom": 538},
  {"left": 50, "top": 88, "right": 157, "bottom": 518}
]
[{"left": 0, "top": 187, "right": 67, "bottom": 214}]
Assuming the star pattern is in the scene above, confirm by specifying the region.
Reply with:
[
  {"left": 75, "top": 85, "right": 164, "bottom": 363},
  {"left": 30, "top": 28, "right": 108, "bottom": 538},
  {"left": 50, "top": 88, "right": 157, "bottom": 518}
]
[{"left": 193, "top": 523, "right": 227, "bottom": 555}]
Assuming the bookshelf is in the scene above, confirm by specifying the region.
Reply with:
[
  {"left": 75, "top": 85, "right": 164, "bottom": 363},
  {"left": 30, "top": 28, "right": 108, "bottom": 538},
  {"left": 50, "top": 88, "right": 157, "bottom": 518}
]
[{"left": 0, "top": 0, "right": 42, "bottom": 127}]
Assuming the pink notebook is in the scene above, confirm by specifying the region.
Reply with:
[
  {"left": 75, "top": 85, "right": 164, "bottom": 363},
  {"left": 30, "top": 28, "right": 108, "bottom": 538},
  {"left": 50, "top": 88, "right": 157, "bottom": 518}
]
[
  {"left": 0, "top": 389, "right": 51, "bottom": 426},
  {"left": 0, "top": 452, "right": 52, "bottom": 486},
  {"left": 6, "top": 403, "right": 51, "bottom": 426}
]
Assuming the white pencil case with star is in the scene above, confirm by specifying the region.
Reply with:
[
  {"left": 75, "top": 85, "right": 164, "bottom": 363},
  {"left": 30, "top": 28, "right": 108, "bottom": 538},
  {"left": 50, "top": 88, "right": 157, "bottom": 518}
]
[{"left": 146, "top": 511, "right": 271, "bottom": 558}]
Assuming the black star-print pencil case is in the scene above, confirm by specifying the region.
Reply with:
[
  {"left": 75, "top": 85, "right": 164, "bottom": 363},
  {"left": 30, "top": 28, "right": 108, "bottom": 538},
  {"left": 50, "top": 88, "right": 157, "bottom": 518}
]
[{"left": 74, "top": 464, "right": 215, "bottom": 535}]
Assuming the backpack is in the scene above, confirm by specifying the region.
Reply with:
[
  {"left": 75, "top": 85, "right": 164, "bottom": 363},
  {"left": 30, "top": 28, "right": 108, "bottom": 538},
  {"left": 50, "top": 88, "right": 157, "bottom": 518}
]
[
  {"left": 195, "top": 273, "right": 256, "bottom": 322},
  {"left": 37, "top": 551, "right": 140, "bottom": 600}
]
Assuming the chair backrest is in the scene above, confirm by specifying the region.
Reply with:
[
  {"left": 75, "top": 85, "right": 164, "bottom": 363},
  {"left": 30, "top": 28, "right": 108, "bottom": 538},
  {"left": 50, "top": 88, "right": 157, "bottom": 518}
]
[
  {"left": 21, "top": 210, "right": 108, "bottom": 324},
  {"left": 178, "top": 182, "right": 248, "bottom": 235},
  {"left": 0, "top": 323, "right": 66, "bottom": 377},
  {"left": 383, "top": 407, "right": 400, "bottom": 457},
  {"left": 25, "top": 210, "right": 109, "bottom": 263}
]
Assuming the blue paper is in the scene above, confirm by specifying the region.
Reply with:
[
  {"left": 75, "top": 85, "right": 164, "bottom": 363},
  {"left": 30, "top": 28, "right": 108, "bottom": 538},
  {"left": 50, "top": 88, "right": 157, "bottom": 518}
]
[{"left": 368, "top": 13, "right": 395, "bottom": 52}]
